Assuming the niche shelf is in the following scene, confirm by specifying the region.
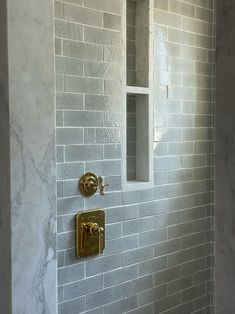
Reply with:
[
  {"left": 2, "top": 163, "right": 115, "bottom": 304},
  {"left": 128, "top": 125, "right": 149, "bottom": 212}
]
[{"left": 122, "top": 0, "right": 154, "bottom": 191}]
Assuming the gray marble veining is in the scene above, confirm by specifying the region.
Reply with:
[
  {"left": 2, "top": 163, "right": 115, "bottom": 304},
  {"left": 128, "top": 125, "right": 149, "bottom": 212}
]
[
  {"left": 0, "top": 0, "right": 57, "bottom": 313},
  {"left": 216, "top": 0, "right": 235, "bottom": 313}
]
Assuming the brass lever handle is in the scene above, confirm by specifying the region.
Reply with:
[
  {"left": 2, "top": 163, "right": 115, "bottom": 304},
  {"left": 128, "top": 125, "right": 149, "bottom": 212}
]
[
  {"left": 81, "top": 222, "right": 104, "bottom": 254},
  {"left": 79, "top": 172, "right": 108, "bottom": 197}
]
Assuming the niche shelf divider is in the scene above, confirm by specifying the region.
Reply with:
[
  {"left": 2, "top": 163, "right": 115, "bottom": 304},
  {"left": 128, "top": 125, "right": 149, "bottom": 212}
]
[{"left": 122, "top": 0, "right": 154, "bottom": 191}]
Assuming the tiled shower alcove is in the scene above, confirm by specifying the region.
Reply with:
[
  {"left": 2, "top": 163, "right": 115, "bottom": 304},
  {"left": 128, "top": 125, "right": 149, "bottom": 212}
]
[{"left": 55, "top": 0, "right": 215, "bottom": 313}]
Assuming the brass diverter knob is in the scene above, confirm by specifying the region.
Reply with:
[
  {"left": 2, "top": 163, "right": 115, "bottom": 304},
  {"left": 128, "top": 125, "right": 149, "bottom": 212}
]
[{"left": 79, "top": 172, "right": 108, "bottom": 197}]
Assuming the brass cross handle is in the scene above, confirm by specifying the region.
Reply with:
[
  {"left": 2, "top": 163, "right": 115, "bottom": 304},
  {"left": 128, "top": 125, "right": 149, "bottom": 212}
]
[
  {"left": 97, "top": 176, "right": 108, "bottom": 196},
  {"left": 79, "top": 172, "right": 108, "bottom": 197}
]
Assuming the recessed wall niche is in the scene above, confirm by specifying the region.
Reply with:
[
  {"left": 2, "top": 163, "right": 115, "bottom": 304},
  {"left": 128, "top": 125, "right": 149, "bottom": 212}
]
[
  {"left": 126, "top": 0, "right": 150, "bottom": 87},
  {"left": 126, "top": 93, "right": 150, "bottom": 182},
  {"left": 122, "top": 0, "right": 153, "bottom": 191}
]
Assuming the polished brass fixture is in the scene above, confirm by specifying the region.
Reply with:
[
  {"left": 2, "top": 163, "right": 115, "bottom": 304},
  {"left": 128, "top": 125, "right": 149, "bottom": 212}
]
[
  {"left": 79, "top": 172, "right": 108, "bottom": 197},
  {"left": 75, "top": 209, "right": 105, "bottom": 257}
]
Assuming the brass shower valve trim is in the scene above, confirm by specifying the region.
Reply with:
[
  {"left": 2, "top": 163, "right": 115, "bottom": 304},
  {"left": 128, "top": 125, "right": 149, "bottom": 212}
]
[{"left": 75, "top": 209, "right": 105, "bottom": 257}]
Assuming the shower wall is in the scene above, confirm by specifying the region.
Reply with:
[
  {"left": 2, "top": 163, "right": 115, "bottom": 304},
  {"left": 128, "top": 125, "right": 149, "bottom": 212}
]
[
  {"left": 216, "top": 1, "right": 235, "bottom": 313},
  {"left": 55, "top": 0, "right": 216, "bottom": 313}
]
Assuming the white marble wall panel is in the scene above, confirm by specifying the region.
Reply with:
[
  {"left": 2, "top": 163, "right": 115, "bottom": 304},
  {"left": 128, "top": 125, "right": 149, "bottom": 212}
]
[{"left": 0, "top": 0, "right": 57, "bottom": 313}]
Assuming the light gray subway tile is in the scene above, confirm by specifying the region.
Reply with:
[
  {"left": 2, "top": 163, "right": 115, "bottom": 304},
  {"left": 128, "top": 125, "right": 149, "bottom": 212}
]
[
  {"left": 154, "top": 266, "right": 181, "bottom": 285},
  {"left": 62, "top": 0, "right": 83, "bottom": 5},
  {"left": 58, "top": 286, "right": 64, "bottom": 303},
  {"left": 182, "top": 283, "right": 205, "bottom": 303},
  {"left": 138, "top": 256, "right": 167, "bottom": 277},
  {"left": 167, "top": 248, "right": 194, "bottom": 268},
  {"left": 154, "top": 211, "right": 181, "bottom": 228},
  {"left": 57, "top": 181, "right": 64, "bottom": 198},
  {"left": 122, "top": 275, "right": 153, "bottom": 298},
  {"left": 57, "top": 162, "right": 84, "bottom": 180},
  {"left": 64, "top": 111, "right": 104, "bottom": 127},
  {"left": 167, "top": 275, "right": 193, "bottom": 295},
  {"left": 124, "top": 303, "right": 154, "bottom": 314},
  {"left": 122, "top": 189, "right": 154, "bottom": 205},
  {"left": 64, "top": 76, "right": 103, "bottom": 94},
  {"left": 104, "top": 234, "right": 138, "bottom": 255},
  {"left": 155, "top": 0, "right": 168, "bottom": 10},
  {"left": 168, "top": 222, "right": 194, "bottom": 239},
  {"left": 154, "top": 10, "right": 182, "bottom": 28},
  {"left": 154, "top": 239, "right": 181, "bottom": 257},
  {"left": 167, "top": 195, "right": 194, "bottom": 212},
  {"left": 85, "top": 94, "right": 122, "bottom": 112},
  {"left": 139, "top": 229, "right": 167, "bottom": 247},
  {"left": 84, "top": 191, "right": 122, "bottom": 209},
  {"left": 55, "top": 1, "right": 62, "bottom": 18},
  {"left": 106, "top": 204, "right": 138, "bottom": 223},
  {"left": 104, "top": 144, "right": 121, "bottom": 159},
  {"left": 57, "top": 146, "right": 64, "bottom": 163},
  {"left": 123, "top": 246, "right": 154, "bottom": 266},
  {"left": 56, "top": 128, "right": 83, "bottom": 145},
  {"left": 182, "top": 232, "right": 206, "bottom": 249},
  {"left": 194, "top": 294, "right": 211, "bottom": 311},
  {"left": 64, "top": 275, "right": 103, "bottom": 300},
  {"left": 86, "top": 254, "right": 123, "bottom": 277},
  {"left": 168, "top": 29, "right": 194, "bottom": 45},
  {"left": 138, "top": 285, "right": 167, "bottom": 306},
  {"left": 194, "top": 269, "right": 211, "bottom": 285},
  {"left": 55, "top": 57, "right": 83, "bottom": 76},
  {"left": 104, "top": 296, "right": 137, "bottom": 314},
  {"left": 158, "top": 301, "right": 193, "bottom": 314},
  {"left": 123, "top": 217, "right": 154, "bottom": 236},
  {"left": 104, "top": 175, "right": 122, "bottom": 192},
  {"left": 63, "top": 40, "right": 103, "bottom": 61},
  {"left": 85, "top": 160, "right": 121, "bottom": 176},
  {"left": 55, "top": 19, "right": 83, "bottom": 41},
  {"left": 63, "top": 4, "right": 103, "bottom": 27},
  {"left": 104, "top": 265, "right": 137, "bottom": 288},
  {"left": 104, "top": 13, "right": 121, "bottom": 30},
  {"left": 86, "top": 286, "right": 122, "bottom": 310},
  {"left": 57, "top": 196, "right": 84, "bottom": 215},
  {"left": 85, "top": 61, "right": 121, "bottom": 79},
  {"left": 105, "top": 222, "right": 122, "bottom": 240},
  {"left": 194, "top": 243, "right": 213, "bottom": 259},
  {"left": 56, "top": 75, "right": 64, "bottom": 92},
  {"left": 84, "top": 128, "right": 96, "bottom": 144},
  {"left": 57, "top": 231, "right": 74, "bottom": 250},
  {"left": 84, "top": 27, "right": 121, "bottom": 46},
  {"left": 56, "top": 93, "right": 83, "bottom": 110},
  {"left": 168, "top": 0, "right": 195, "bottom": 17},
  {"left": 84, "top": 0, "right": 121, "bottom": 14},
  {"left": 58, "top": 251, "right": 65, "bottom": 268},
  {"left": 58, "top": 297, "right": 85, "bottom": 314},
  {"left": 55, "top": 37, "right": 62, "bottom": 55},
  {"left": 65, "top": 144, "right": 103, "bottom": 162},
  {"left": 58, "top": 263, "right": 84, "bottom": 285},
  {"left": 139, "top": 200, "right": 168, "bottom": 217},
  {"left": 196, "top": 7, "right": 213, "bottom": 22}
]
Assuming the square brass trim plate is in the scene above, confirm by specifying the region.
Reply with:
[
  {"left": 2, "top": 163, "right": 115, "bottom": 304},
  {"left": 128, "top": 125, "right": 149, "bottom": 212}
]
[{"left": 75, "top": 209, "right": 105, "bottom": 257}]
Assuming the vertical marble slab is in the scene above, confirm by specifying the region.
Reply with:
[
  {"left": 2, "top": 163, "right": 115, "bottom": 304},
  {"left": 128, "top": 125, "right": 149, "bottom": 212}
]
[
  {"left": 216, "top": 1, "right": 235, "bottom": 313},
  {"left": 1, "top": 0, "right": 56, "bottom": 313},
  {"left": 0, "top": 0, "right": 12, "bottom": 313}
]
